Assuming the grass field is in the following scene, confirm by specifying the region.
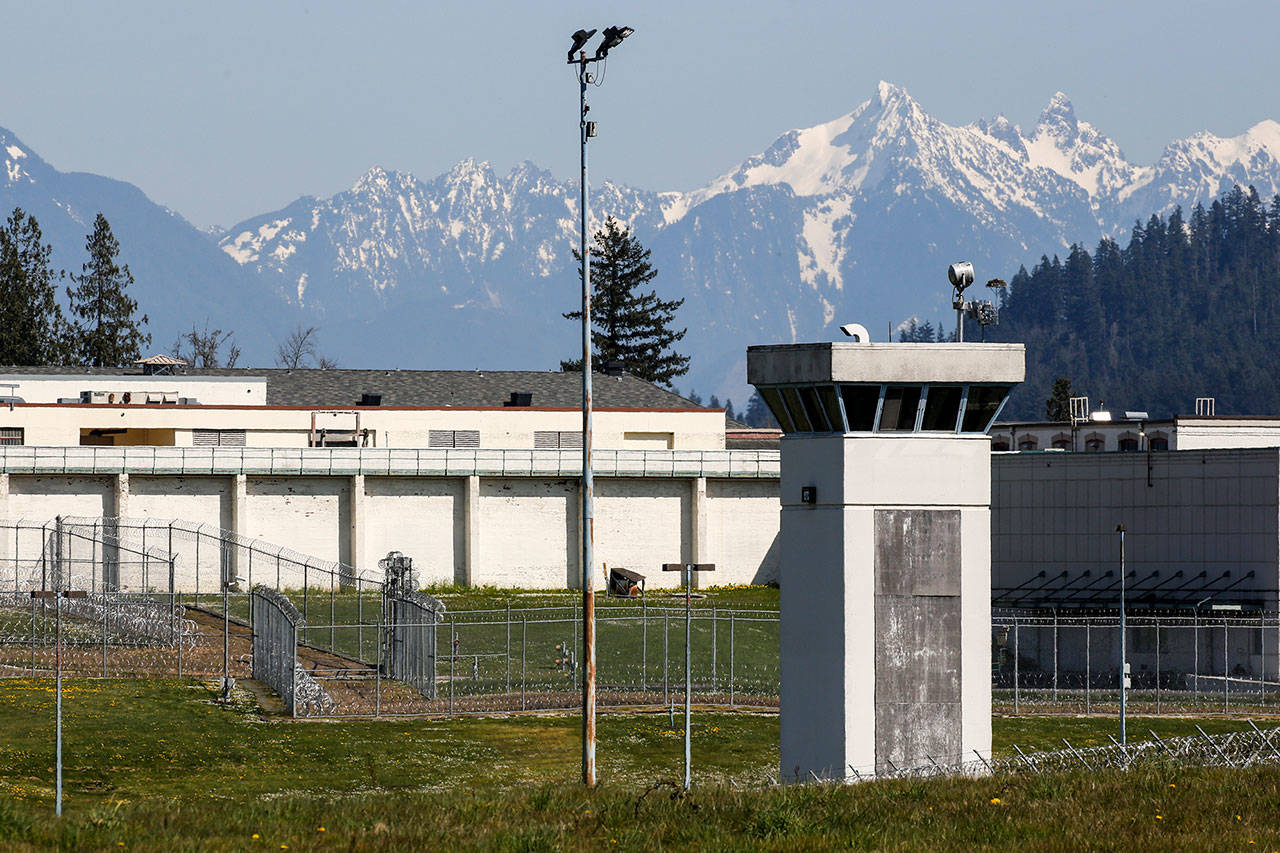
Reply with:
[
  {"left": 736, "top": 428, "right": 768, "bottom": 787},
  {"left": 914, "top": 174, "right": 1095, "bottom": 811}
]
[{"left": 2, "top": 678, "right": 1280, "bottom": 849}]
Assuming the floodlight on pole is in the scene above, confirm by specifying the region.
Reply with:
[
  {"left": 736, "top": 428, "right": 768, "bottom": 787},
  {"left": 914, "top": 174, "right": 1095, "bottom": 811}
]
[
  {"left": 595, "top": 25, "right": 634, "bottom": 59},
  {"left": 568, "top": 28, "right": 596, "bottom": 61},
  {"left": 565, "top": 24, "right": 636, "bottom": 790}
]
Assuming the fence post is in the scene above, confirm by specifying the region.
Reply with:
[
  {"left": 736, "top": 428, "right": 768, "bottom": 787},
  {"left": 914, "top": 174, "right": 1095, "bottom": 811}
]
[
  {"left": 1155, "top": 616, "right": 1161, "bottom": 715},
  {"left": 664, "top": 612, "right": 670, "bottom": 706},
  {"left": 711, "top": 605, "right": 717, "bottom": 693},
  {"left": 1013, "top": 618, "right": 1020, "bottom": 715},
  {"left": 291, "top": 623, "right": 298, "bottom": 719},
  {"left": 329, "top": 570, "right": 335, "bottom": 653},
  {"left": 1052, "top": 609, "right": 1058, "bottom": 706},
  {"left": 521, "top": 613, "right": 527, "bottom": 712},
  {"left": 101, "top": 592, "right": 108, "bottom": 677},
  {"left": 641, "top": 595, "right": 648, "bottom": 692},
  {"left": 1085, "top": 621, "right": 1091, "bottom": 714},
  {"left": 729, "top": 612, "right": 736, "bottom": 707},
  {"left": 177, "top": 591, "right": 184, "bottom": 678},
  {"left": 506, "top": 600, "right": 511, "bottom": 694},
  {"left": 376, "top": 611, "right": 382, "bottom": 717},
  {"left": 1224, "top": 618, "right": 1229, "bottom": 714},
  {"left": 195, "top": 533, "right": 200, "bottom": 600},
  {"left": 1194, "top": 612, "right": 1199, "bottom": 701},
  {"left": 449, "top": 618, "right": 455, "bottom": 716},
  {"left": 1260, "top": 611, "right": 1266, "bottom": 707}
]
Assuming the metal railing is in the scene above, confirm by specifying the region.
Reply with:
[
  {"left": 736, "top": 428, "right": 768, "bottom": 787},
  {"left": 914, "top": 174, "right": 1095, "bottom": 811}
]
[{"left": 0, "top": 446, "right": 781, "bottom": 479}]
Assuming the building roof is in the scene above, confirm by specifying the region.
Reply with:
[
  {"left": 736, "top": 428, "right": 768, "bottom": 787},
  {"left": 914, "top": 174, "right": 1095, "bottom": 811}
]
[{"left": 0, "top": 366, "right": 704, "bottom": 410}]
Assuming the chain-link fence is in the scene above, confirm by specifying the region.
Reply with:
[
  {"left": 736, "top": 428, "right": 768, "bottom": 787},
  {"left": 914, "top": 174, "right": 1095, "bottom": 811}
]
[{"left": 994, "top": 608, "right": 1280, "bottom": 715}]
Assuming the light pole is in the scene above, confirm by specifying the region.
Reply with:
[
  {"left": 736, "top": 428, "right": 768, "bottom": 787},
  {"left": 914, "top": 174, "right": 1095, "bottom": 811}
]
[
  {"left": 1116, "top": 523, "right": 1127, "bottom": 745},
  {"left": 566, "top": 24, "right": 634, "bottom": 789}
]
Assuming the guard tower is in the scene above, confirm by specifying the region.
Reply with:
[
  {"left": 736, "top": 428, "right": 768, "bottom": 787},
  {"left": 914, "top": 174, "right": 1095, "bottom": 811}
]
[{"left": 748, "top": 340, "right": 1024, "bottom": 780}]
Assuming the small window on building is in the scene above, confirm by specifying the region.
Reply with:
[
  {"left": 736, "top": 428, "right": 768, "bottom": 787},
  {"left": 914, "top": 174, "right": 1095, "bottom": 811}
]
[
  {"left": 1084, "top": 433, "right": 1105, "bottom": 452},
  {"left": 990, "top": 436, "right": 1011, "bottom": 451},
  {"left": 921, "top": 386, "right": 963, "bottom": 431},
  {"left": 1051, "top": 434, "right": 1071, "bottom": 450},
  {"left": 534, "top": 430, "right": 583, "bottom": 449},
  {"left": 0, "top": 427, "right": 23, "bottom": 446},
  {"left": 961, "top": 385, "right": 1011, "bottom": 433},
  {"left": 839, "top": 385, "right": 880, "bottom": 432},
  {"left": 1118, "top": 434, "right": 1139, "bottom": 452},
  {"left": 1017, "top": 436, "right": 1039, "bottom": 451},
  {"left": 798, "top": 386, "right": 831, "bottom": 431},
  {"left": 759, "top": 388, "right": 795, "bottom": 433},
  {"left": 429, "top": 430, "right": 480, "bottom": 448},
  {"left": 1148, "top": 434, "right": 1169, "bottom": 451},
  {"left": 877, "top": 386, "right": 921, "bottom": 432},
  {"left": 193, "top": 429, "right": 246, "bottom": 446},
  {"left": 780, "top": 387, "right": 813, "bottom": 432}
]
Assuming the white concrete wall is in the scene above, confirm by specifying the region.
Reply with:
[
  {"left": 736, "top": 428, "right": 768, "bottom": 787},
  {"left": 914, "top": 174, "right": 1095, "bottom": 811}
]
[
  {"left": 707, "top": 479, "right": 780, "bottom": 585},
  {"left": 8, "top": 476, "right": 113, "bottom": 520},
  {"left": 245, "top": 477, "right": 350, "bottom": 575},
  {"left": 477, "top": 478, "right": 579, "bottom": 588},
  {"left": 0, "top": 464, "right": 783, "bottom": 592},
  {"left": 362, "top": 477, "right": 464, "bottom": 585},
  {"left": 595, "top": 478, "right": 691, "bottom": 589}
]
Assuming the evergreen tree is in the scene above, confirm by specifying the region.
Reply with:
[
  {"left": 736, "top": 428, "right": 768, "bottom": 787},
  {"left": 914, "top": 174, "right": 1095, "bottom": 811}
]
[
  {"left": 0, "top": 208, "right": 70, "bottom": 364},
  {"left": 993, "top": 183, "right": 1280, "bottom": 419},
  {"left": 724, "top": 398, "right": 736, "bottom": 421},
  {"left": 1045, "top": 377, "right": 1074, "bottom": 422},
  {"left": 562, "top": 216, "right": 689, "bottom": 386},
  {"left": 742, "top": 389, "right": 777, "bottom": 428},
  {"left": 66, "top": 214, "right": 150, "bottom": 366}
]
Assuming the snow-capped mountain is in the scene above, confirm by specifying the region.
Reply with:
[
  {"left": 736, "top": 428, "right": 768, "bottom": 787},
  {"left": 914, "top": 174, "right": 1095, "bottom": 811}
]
[
  {"left": 0, "top": 126, "right": 284, "bottom": 363},
  {"left": 5, "top": 82, "right": 1280, "bottom": 404},
  {"left": 216, "top": 81, "right": 1280, "bottom": 401}
]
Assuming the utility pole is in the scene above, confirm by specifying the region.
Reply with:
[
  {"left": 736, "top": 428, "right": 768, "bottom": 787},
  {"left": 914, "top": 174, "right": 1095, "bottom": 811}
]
[{"left": 566, "top": 24, "right": 635, "bottom": 788}]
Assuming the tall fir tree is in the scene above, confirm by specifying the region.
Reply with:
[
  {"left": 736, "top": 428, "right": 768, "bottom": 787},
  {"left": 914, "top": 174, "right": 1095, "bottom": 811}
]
[
  {"left": 562, "top": 216, "right": 690, "bottom": 386},
  {"left": 0, "top": 207, "right": 70, "bottom": 364},
  {"left": 66, "top": 214, "right": 150, "bottom": 366}
]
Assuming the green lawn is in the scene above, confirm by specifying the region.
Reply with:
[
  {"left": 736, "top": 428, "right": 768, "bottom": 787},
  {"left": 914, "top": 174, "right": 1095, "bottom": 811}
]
[{"left": 2, "top": 678, "right": 1280, "bottom": 849}]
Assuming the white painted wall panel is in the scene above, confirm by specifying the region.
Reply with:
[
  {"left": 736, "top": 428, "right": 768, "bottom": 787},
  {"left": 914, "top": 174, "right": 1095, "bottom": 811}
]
[
  {"left": 477, "top": 478, "right": 577, "bottom": 588},
  {"left": 9, "top": 476, "right": 112, "bottom": 521},
  {"left": 245, "top": 477, "right": 349, "bottom": 586},
  {"left": 707, "top": 479, "right": 780, "bottom": 585},
  {"left": 363, "top": 477, "right": 463, "bottom": 585},
  {"left": 594, "top": 478, "right": 689, "bottom": 589}
]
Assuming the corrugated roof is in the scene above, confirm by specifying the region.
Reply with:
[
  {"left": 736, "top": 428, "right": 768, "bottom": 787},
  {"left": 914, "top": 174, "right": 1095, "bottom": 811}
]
[{"left": 0, "top": 366, "right": 704, "bottom": 409}]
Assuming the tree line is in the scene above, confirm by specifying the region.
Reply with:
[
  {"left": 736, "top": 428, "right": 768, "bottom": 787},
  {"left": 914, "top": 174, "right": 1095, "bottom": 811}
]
[
  {"left": 0, "top": 208, "right": 149, "bottom": 366},
  {"left": 988, "top": 185, "right": 1280, "bottom": 419}
]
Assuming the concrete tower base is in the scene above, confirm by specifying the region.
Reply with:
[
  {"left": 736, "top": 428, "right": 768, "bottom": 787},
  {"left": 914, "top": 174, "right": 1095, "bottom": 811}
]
[{"left": 778, "top": 434, "right": 993, "bottom": 780}]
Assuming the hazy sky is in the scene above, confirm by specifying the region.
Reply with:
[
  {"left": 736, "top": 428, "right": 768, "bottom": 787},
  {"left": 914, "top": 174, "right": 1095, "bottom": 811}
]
[{"left": 2, "top": 0, "right": 1276, "bottom": 229}]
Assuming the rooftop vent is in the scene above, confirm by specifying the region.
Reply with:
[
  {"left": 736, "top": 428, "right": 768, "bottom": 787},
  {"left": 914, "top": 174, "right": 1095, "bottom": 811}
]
[
  {"left": 504, "top": 392, "right": 533, "bottom": 407},
  {"left": 602, "top": 360, "right": 626, "bottom": 376},
  {"left": 360, "top": 392, "right": 382, "bottom": 407}
]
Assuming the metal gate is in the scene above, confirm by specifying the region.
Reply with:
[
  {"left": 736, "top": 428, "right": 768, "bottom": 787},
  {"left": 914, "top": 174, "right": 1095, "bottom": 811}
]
[
  {"left": 251, "top": 586, "right": 301, "bottom": 714},
  {"left": 383, "top": 589, "right": 443, "bottom": 699}
]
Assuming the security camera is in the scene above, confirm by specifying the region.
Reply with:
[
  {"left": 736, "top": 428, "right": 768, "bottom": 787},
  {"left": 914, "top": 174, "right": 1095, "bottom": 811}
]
[
  {"left": 948, "top": 261, "right": 975, "bottom": 291},
  {"left": 839, "top": 323, "right": 870, "bottom": 342}
]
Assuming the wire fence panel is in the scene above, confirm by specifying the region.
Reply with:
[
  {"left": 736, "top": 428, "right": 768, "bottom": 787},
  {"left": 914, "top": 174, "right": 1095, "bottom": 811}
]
[
  {"left": 251, "top": 586, "right": 302, "bottom": 716},
  {"left": 993, "top": 609, "right": 1280, "bottom": 715}
]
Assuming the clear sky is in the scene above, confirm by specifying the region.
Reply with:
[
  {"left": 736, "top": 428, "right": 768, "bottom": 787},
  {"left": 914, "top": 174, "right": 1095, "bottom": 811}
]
[{"left": 2, "top": 0, "right": 1276, "bottom": 229}]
